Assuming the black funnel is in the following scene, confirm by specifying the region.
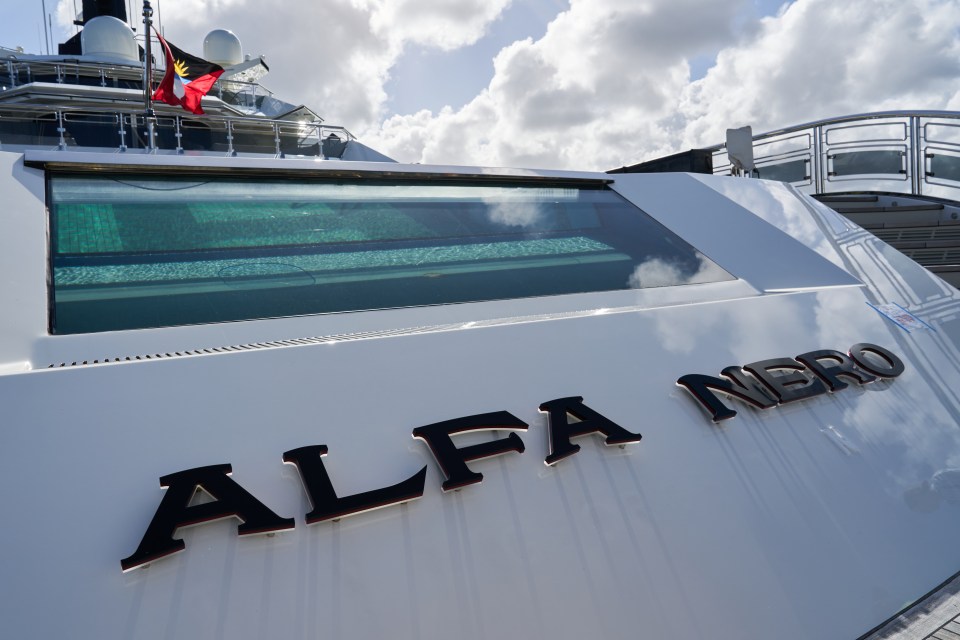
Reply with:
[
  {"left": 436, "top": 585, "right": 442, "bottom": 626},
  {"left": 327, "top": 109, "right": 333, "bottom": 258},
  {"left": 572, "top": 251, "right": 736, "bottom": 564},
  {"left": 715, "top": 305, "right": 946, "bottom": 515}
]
[
  {"left": 59, "top": 0, "right": 131, "bottom": 55},
  {"left": 79, "top": 0, "right": 128, "bottom": 25}
]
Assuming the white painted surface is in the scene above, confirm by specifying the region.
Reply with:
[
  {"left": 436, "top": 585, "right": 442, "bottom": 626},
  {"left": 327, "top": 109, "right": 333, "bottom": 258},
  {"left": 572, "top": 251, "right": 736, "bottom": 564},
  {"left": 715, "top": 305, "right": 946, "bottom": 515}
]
[
  {"left": 80, "top": 16, "right": 139, "bottom": 62},
  {"left": 2, "top": 155, "right": 960, "bottom": 639}
]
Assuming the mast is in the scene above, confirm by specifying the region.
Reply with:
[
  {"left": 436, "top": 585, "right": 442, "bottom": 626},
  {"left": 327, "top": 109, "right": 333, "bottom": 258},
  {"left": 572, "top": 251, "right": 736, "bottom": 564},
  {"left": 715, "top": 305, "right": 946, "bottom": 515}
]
[{"left": 41, "top": 0, "right": 51, "bottom": 54}]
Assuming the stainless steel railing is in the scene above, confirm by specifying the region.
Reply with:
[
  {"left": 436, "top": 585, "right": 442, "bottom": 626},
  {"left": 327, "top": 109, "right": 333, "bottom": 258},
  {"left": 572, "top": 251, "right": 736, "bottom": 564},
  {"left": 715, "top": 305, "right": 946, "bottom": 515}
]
[
  {"left": 1, "top": 58, "right": 276, "bottom": 113},
  {"left": 706, "top": 111, "right": 960, "bottom": 202},
  {"left": 0, "top": 103, "right": 354, "bottom": 158}
]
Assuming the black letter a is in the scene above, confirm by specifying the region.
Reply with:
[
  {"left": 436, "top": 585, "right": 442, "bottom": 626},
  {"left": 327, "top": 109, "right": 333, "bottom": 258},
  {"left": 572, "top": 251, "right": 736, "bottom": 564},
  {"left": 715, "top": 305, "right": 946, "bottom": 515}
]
[
  {"left": 540, "top": 396, "right": 641, "bottom": 465},
  {"left": 121, "top": 464, "right": 294, "bottom": 572}
]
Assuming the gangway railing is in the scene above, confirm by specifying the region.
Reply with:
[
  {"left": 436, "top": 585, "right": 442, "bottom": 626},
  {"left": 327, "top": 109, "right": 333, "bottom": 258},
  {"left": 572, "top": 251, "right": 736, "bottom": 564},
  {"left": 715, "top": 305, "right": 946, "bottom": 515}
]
[{"left": 706, "top": 111, "right": 960, "bottom": 202}]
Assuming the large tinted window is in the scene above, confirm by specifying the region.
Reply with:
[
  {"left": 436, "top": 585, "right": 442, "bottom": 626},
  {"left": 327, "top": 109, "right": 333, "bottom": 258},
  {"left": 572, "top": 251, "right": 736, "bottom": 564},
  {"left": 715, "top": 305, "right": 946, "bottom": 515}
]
[{"left": 49, "top": 173, "right": 733, "bottom": 333}]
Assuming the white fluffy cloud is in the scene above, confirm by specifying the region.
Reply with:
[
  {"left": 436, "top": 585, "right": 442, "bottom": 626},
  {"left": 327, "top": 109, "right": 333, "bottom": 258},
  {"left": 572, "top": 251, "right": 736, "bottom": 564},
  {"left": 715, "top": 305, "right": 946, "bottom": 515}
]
[
  {"left": 56, "top": 0, "right": 511, "bottom": 132},
  {"left": 359, "top": 0, "right": 513, "bottom": 50},
  {"left": 367, "top": 0, "right": 960, "bottom": 170},
  {"left": 57, "top": 0, "right": 960, "bottom": 171},
  {"left": 366, "top": 0, "right": 749, "bottom": 168},
  {"left": 677, "top": 0, "right": 960, "bottom": 150}
]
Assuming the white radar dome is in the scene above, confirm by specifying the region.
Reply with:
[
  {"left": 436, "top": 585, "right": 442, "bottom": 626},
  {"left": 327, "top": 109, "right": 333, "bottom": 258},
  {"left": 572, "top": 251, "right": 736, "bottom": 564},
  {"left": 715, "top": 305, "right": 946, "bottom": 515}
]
[
  {"left": 81, "top": 16, "right": 139, "bottom": 62},
  {"left": 203, "top": 29, "right": 243, "bottom": 66}
]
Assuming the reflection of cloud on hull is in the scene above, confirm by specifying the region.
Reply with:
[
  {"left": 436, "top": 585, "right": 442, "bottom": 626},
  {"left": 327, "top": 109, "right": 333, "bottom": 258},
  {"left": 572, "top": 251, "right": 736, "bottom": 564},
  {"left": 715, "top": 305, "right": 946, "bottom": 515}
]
[
  {"left": 933, "top": 469, "right": 960, "bottom": 505},
  {"left": 633, "top": 256, "right": 743, "bottom": 355},
  {"left": 484, "top": 200, "right": 544, "bottom": 228},
  {"left": 904, "top": 469, "right": 960, "bottom": 513},
  {"left": 629, "top": 258, "right": 680, "bottom": 288},
  {"left": 628, "top": 255, "right": 729, "bottom": 289},
  {"left": 697, "top": 178, "right": 840, "bottom": 265}
]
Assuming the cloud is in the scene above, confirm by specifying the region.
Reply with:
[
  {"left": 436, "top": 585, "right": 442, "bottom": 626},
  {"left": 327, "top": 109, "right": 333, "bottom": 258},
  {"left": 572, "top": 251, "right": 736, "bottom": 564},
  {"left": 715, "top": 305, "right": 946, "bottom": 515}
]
[
  {"left": 367, "top": 0, "right": 748, "bottom": 169},
  {"left": 627, "top": 255, "right": 730, "bottom": 289},
  {"left": 57, "top": 0, "right": 960, "bottom": 173},
  {"left": 367, "top": 0, "right": 960, "bottom": 171},
  {"left": 56, "top": 0, "right": 511, "bottom": 133},
  {"left": 483, "top": 199, "right": 545, "bottom": 227},
  {"left": 360, "top": 0, "right": 513, "bottom": 50},
  {"left": 677, "top": 0, "right": 960, "bottom": 150}
]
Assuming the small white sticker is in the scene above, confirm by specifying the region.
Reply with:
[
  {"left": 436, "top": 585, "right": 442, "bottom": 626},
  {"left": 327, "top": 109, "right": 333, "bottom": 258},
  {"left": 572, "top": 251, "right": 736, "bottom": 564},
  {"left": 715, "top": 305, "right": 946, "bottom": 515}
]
[{"left": 868, "top": 302, "right": 934, "bottom": 333}]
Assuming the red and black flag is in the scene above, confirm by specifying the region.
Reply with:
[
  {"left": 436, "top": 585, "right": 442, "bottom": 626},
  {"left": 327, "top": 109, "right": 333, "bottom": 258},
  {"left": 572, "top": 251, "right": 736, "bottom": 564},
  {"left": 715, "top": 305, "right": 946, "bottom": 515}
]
[{"left": 152, "top": 32, "right": 224, "bottom": 115}]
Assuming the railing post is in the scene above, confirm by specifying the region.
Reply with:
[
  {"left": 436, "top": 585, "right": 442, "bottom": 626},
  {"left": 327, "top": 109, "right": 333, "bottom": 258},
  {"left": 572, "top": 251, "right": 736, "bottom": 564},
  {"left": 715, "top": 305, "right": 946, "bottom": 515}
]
[
  {"left": 6, "top": 61, "right": 16, "bottom": 88},
  {"left": 225, "top": 119, "right": 236, "bottom": 156},
  {"left": 174, "top": 116, "right": 183, "bottom": 154},
  {"left": 145, "top": 115, "right": 157, "bottom": 152},
  {"left": 274, "top": 123, "right": 283, "bottom": 158},
  {"left": 118, "top": 114, "right": 128, "bottom": 152},
  {"left": 56, "top": 110, "right": 66, "bottom": 150},
  {"left": 813, "top": 124, "right": 825, "bottom": 195},
  {"left": 911, "top": 115, "right": 923, "bottom": 196}
]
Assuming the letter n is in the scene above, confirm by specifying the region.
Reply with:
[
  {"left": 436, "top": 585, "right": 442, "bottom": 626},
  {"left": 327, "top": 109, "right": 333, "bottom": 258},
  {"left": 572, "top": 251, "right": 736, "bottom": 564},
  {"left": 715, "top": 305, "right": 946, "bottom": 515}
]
[{"left": 677, "top": 367, "right": 777, "bottom": 422}]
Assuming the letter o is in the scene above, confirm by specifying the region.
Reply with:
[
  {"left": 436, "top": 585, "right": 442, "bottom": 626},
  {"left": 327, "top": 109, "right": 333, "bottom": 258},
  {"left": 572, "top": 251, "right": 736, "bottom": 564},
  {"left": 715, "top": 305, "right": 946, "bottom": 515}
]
[{"left": 849, "top": 343, "right": 905, "bottom": 378}]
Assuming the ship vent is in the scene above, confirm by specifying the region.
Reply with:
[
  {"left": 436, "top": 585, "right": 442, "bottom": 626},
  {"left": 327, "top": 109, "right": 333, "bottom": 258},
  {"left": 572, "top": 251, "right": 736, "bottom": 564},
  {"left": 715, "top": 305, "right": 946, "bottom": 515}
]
[
  {"left": 45, "top": 326, "right": 437, "bottom": 369},
  {"left": 44, "top": 306, "right": 605, "bottom": 370}
]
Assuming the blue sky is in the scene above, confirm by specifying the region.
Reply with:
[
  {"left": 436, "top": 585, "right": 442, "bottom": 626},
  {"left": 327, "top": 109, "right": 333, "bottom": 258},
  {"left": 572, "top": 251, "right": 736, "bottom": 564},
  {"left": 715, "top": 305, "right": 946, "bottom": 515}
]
[{"left": 2, "top": 4, "right": 66, "bottom": 54}]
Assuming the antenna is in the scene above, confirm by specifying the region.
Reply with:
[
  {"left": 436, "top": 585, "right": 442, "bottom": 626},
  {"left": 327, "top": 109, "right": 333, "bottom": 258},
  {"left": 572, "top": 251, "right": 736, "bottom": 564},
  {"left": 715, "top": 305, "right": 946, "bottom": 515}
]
[{"left": 40, "top": 0, "right": 51, "bottom": 54}]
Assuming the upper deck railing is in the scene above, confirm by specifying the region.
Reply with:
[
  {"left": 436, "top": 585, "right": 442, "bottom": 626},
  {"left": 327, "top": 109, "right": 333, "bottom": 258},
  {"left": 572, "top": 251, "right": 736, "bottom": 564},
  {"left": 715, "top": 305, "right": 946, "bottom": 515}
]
[
  {"left": 0, "top": 53, "right": 358, "bottom": 159},
  {"left": 1, "top": 57, "right": 275, "bottom": 112},
  {"left": 0, "top": 102, "right": 354, "bottom": 158},
  {"left": 706, "top": 111, "right": 960, "bottom": 202}
]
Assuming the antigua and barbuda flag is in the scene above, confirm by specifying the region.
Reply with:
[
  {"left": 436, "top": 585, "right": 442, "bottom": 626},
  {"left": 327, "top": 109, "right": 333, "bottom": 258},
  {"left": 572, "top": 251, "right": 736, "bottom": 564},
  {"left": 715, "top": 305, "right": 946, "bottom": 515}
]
[{"left": 152, "top": 31, "right": 224, "bottom": 115}]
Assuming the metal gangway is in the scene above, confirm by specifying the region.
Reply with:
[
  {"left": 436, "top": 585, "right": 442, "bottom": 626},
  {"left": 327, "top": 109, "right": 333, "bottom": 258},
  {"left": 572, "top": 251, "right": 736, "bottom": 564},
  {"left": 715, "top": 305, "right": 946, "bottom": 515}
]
[
  {"left": 707, "top": 111, "right": 960, "bottom": 288},
  {"left": 707, "top": 111, "right": 960, "bottom": 201}
]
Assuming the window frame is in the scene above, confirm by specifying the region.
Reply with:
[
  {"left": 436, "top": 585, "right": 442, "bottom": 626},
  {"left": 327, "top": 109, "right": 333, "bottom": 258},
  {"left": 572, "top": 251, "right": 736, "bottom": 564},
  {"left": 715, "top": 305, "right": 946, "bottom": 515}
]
[{"left": 44, "top": 165, "right": 731, "bottom": 334}]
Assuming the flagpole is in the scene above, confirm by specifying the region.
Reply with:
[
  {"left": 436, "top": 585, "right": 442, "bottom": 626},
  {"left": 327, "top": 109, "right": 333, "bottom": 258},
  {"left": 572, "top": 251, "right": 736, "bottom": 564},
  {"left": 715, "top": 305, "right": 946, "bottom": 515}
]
[
  {"left": 142, "top": 1, "right": 154, "bottom": 116},
  {"left": 142, "top": 0, "right": 156, "bottom": 150}
]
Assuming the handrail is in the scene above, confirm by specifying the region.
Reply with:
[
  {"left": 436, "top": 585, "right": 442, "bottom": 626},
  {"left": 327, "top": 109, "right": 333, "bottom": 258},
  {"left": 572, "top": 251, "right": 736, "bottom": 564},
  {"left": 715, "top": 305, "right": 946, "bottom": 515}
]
[
  {"left": 0, "top": 57, "right": 276, "bottom": 111},
  {"left": 707, "top": 110, "right": 960, "bottom": 203},
  {"left": 702, "top": 110, "right": 960, "bottom": 152},
  {"left": 0, "top": 102, "right": 355, "bottom": 159}
]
